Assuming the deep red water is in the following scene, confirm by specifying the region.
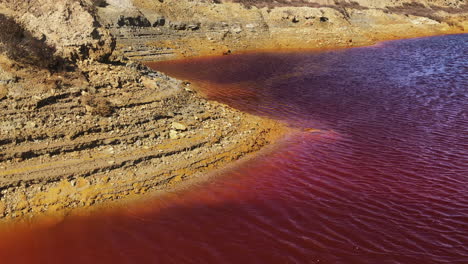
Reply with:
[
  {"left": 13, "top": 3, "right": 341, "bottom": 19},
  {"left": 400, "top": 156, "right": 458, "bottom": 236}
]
[{"left": 0, "top": 35, "right": 467, "bottom": 263}]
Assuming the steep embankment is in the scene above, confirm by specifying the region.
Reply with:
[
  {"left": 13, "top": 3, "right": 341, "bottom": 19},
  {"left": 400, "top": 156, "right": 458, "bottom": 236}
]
[
  {"left": 0, "top": 0, "right": 282, "bottom": 219},
  {"left": 98, "top": 0, "right": 467, "bottom": 61}
]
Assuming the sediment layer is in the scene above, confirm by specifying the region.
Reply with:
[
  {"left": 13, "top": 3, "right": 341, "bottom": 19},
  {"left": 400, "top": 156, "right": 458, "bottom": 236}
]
[
  {"left": 103, "top": 0, "right": 467, "bottom": 61},
  {"left": 0, "top": 57, "right": 283, "bottom": 219},
  {"left": 0, "top": 0, "right": 284, "bottom": 219},
  {"left": 0, "top": 0, "right": 466, "bottom": 219}
]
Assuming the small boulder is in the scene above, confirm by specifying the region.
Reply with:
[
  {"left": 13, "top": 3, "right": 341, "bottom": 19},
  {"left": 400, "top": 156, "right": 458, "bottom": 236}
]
[
  {"left": 171, "top": 122, "right": 187, "bottom": 131},
  {"left": 169, "top": 130, "right": 179, "bottom": 139}
]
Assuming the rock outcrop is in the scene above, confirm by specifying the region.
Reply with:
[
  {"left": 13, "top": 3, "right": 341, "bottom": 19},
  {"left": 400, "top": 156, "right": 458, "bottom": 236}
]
[
  {"left": 0, "top": 0, "right": 283, "bottom": 219},
  {"left": 0, "top": 0, "right": 115, "bottom": 62},
  {"left": 0, "top": 0, "right": 466, "bottom": 219},
  {"left": 98, "top": 0, "right": 467, "bottom": 61}
]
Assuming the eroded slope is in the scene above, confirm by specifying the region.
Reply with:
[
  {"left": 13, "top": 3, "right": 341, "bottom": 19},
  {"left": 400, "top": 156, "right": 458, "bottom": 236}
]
[
  {"left": 0, "top": 0, "right": 283, "bottom": 219},
  {"left": 103, "top": 0, "right": 467, "bottom": 60}
]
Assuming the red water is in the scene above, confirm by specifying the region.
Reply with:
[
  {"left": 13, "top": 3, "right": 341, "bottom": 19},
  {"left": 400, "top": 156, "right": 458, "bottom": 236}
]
[{"left": 0, "top": 35, "right": 467, "bottom": 263}]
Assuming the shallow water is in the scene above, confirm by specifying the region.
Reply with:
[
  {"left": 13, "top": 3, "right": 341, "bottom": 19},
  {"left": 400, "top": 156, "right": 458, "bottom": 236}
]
[{"left": 1, "top": 34, "right": 467, "bottom": 263}]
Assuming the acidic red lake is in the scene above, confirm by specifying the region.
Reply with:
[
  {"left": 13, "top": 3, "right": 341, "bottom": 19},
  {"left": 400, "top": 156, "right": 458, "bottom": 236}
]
[{"left": 0, "top": 34, "right": 467, "bottom": 263}]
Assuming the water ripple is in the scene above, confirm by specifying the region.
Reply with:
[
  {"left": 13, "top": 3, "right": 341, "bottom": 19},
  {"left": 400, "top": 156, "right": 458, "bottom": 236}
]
[{"left": 0, "top": 34, "right": 467, "bottom": 264}]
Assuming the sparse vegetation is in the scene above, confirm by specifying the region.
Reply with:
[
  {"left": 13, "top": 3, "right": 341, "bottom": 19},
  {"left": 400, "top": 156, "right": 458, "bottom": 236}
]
[{"left": 80, "top": 94, "right": 114, "bottom": 117}]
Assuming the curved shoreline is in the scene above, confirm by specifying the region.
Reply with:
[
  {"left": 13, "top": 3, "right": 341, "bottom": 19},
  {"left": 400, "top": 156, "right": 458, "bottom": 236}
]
[
  {"left": 0, "top": 119, "right": 293, "bottom": 228},
  {"left": 0, "top": 32, "right": 466, "bottom": 264},
  {"left": 0, "top": 87, "right": 288, "bottom": 220},
  {"left": 0, "top": 0, "right": 466, "bottom": 221},
  {"left": 0, "top": 32, "right": 464, "bottom": 222}
]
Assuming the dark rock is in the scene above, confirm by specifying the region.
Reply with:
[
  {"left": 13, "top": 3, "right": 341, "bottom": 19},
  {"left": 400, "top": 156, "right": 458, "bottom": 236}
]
[
  {"left": 153, "top": 17, "right": 166, "bottom": 27},
  {"left": 320, "top": 16, "right": 329, "bottom": 22},
  {"left": 117, "top": 15, "right": 151, "bottom": 27},
  {"left": 170, "top": 22, "right": 187, "bottom": 30}
]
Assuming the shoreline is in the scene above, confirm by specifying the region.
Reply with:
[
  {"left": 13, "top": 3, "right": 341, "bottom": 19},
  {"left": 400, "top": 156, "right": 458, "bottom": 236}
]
[
  {"left": 0, "top": 31, "right": 464, "bottom": 222},
  {"left": 0, "top": 121, "right": 295, "bottom": 228},
  {"left": 0, "top": 88, "right": 288, "bottom": 220},
  {"left": 0, "top": 0, "right": 466, "bottom": 221},
  {"left": 146, "top": 31, "right": 467, "bottom": 64}
]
